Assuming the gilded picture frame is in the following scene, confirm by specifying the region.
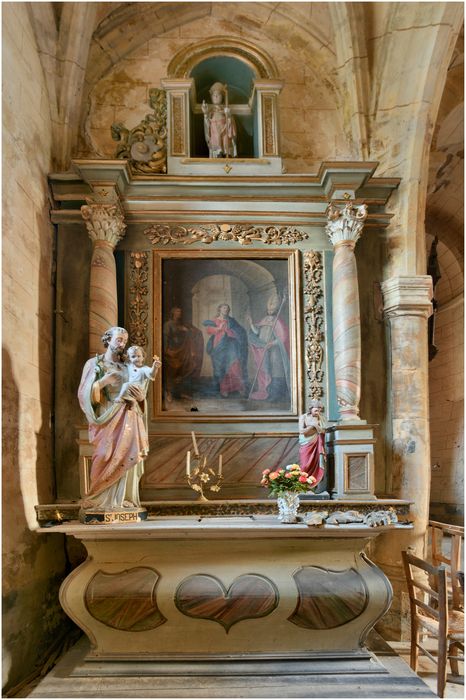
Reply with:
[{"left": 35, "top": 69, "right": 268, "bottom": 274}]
[{"left": 152, "top": 249, "right": 302, "bottom": 421}]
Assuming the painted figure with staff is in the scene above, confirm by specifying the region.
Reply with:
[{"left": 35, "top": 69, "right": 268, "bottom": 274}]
[
  {"left": 246, "top": 292, "right": 290, "bottom": 402},
  {"left": 202, "top": 82, "right": 237, "bottom": 158}
]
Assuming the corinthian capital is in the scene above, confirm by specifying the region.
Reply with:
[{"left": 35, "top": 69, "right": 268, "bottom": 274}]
[
  {"left": 81, "top": 202, "right": 127, "bottom": 248},
  {"left": 325, "top": 201, "right": 368, "bottom": 247}
]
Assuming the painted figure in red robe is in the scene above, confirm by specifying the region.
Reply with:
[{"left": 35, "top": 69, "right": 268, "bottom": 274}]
[
  {"left": 246, "top": 294, "right": 290, "bottom": 402},
  {"left": 298, "top": 400, "right": 326, "bottom": 486}
]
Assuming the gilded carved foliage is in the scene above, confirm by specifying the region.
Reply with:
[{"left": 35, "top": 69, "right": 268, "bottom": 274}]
[
  {"left": 128, "top": 252, "right": 149, "bottom": 348},
  {"left": 144, "top": 223, "right": 308, "bottom": 247},
  {"left": 303, "top": 251, "right": 325, "bottom": 402},
  {"left": 171, "top": 95, "right": 186, "bottom": 156},
  {"left": 262, "top": 95, "right": 275, "bottom": 155},
  {"left": 111, "top": 88, "right": 167, "bottom": 174}
]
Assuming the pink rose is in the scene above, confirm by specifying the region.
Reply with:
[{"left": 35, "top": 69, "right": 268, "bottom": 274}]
[
  {"left": 285, "top": 473, "right": 293, "bottom": 478},
  {"left": 262, "top": 469, "right": 270, "bottom": 475},
  {"left": 308, "top": 475, "right": 317, "bottom": 484},
  {"left": 298, "top": 475, "right": 308, "bottom": 483},
  {"left": 269, "top": 472, "right": 279, "bottom": 480}
]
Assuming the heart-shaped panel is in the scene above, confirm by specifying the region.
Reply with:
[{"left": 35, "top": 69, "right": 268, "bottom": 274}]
[
  {"left": 85, "top": 567, "right": 166, "bottom": 631},
  {"left": 175, "top": 573, "right": 279, "bottom": 632}
]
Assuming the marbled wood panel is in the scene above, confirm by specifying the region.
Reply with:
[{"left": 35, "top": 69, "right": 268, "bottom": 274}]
[
  {"left": 289, "top": 566, "right": 368, "bottom": 629},
  {"left": 348, "top": 455, "right": 368, "bottom": 490},
  {"left": 175, "top": 574, "right": 279, "bottom": 632},
  {"left": 85, "top": 567, "right": 166, "bottom": 632},
  {"left": 141, "top": 436, "right": 299, "bottom": 498}
]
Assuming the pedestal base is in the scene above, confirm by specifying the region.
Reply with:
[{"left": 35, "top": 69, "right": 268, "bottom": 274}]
[
  {"left": 327, "top": 424, "right": 377, "bottom": 500},
  {"left": 79, "top": 508, "right": 148, "bottom": 524}
]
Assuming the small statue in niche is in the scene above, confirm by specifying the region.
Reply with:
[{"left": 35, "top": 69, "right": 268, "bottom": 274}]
[
  {"left": 202, "top": 82, "right": 237, "bottom": 158},
  {"left": 298, "top": 400, "right": 326, "bottom": 487}
]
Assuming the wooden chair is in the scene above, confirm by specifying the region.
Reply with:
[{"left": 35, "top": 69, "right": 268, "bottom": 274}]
[
  {"left": 402, "top": 550, "right": 464, "bottom": 697},
  {"left": 429, "top": 520, "right": 464, "bottom": 610}
]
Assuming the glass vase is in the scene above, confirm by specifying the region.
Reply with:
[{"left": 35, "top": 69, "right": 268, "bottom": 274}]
[{"left": 277, "top": 491, "right": 300, "bottom": 523}]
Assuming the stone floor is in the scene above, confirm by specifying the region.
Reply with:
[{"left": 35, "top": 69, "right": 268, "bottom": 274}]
[
  {"left": 388, "top": 641, "right": 464, "bottom": 699},
  {"left": 12, "top": 634, "right": 447, "bottom": 699}
]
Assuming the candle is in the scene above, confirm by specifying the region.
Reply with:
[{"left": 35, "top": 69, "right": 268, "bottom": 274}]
[
  {"left": 218, "top": 454, "right": 223, "bottom": 477},
  {"left": 191, "top": 431, "right": 199, "bottom": 455},
  {"left": 186, "top": 451, "right": 191, "bottom": 476}
]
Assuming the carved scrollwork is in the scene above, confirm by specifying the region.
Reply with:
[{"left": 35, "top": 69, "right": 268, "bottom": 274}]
[
  {"left": 144, "top": 223, "right": 308, "bottom": 247},
  {"left": 128, "top": 252, "right": 149, "bottom": 347},
  {"left": 111, "top": 88, "right": 167, "bottom": 175},
  {"left": 303, "top": 251, "right": 325, "bottom": 402}
]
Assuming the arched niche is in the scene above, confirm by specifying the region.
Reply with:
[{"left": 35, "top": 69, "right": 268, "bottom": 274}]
[
  {"left": 166, "top": 36, "right": 279, "bottom": 81},
  {"left": 162, "top": 38, "right": 283, "bottom": 174}
]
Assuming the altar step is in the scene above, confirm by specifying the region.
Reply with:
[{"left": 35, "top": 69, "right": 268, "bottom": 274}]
[{"left": 25, "top": 636, "right": 437, "bottom": 698}]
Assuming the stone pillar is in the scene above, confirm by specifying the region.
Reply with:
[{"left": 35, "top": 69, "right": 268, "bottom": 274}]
[
  {"left": 81, "top": 202, "right": 126, "bottom": 356},
  {"left": 375, "top": 275, "right": 433, "bottom": 638},
  {"left": 325, "top": 202, "right": 368, "bottom": 422}
]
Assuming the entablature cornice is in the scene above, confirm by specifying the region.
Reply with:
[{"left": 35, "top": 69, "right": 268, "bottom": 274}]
[{"left": 48, "top": 160, "right": 400, "bottom": 227}]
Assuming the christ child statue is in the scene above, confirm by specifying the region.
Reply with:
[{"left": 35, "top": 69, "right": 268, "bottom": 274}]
[{"left": 115, "top": 346, "right": 161, "bottom": 403}]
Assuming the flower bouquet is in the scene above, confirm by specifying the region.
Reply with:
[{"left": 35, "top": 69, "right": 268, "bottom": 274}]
[{"left": 261, "top": 465, "right": 317, "bottom": 523}]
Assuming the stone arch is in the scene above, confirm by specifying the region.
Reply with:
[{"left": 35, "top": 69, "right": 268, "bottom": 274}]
[
  {"left": 425, "top": 25, "right": 463, "bottom": 526},
  {"left": 167, "top": 36, "right": 279, "bottom": 80},
  {"left": 371, "top": 2, "right": 463, "bottom": 275}
]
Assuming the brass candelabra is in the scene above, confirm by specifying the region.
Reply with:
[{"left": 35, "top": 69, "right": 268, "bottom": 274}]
[{"left": 186, "top": 431, "right": 223, "bottom": 501}]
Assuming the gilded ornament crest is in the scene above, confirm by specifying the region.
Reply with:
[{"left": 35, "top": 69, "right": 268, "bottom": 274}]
[
  {"left": 144, "top": 223, "right": 308, "bottom": 247},
  {"left": 303, "top": 251, "right": 325, "bottom": 402},
  {"left": 111, "top": 88, "right": 167, "bottom": 174},
  {"left": 128, "top": 252, "right": 149, "bottom": 348}
]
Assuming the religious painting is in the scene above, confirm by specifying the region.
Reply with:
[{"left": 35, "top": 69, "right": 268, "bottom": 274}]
[{"left": 152, "top": 250, "right": 302, "bottom": 420}]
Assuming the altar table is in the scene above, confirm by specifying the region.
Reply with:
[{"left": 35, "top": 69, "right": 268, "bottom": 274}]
[{"left": 37, "top": 517, "right": 407, "bottom": 666}]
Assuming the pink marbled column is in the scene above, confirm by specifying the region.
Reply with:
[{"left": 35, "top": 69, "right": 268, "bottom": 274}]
[
  {"left": 326, "top": 202, "right": 367, "bottom": 422},
  {"left": 332, "top": 240, "right": 361, "bottom": 421},
  {"left": 89, "top": 241, "right": 119, "bottom": 356},
  {"left": 81, "top": 203, "right": 126, "bottom": 356}
]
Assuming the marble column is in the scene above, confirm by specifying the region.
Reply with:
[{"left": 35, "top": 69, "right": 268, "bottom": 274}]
[
  {"left": 325, "top": 202, "right": 376, "bottom": 500},
  {"left": 325, "top": 202, "right": 368, "bottom": 421},
  {"left": 81, "top": 202, "right": 126, "bottom": 356},
  {"left": 376, "top": 275, "right": 433, "bottom": 638}
]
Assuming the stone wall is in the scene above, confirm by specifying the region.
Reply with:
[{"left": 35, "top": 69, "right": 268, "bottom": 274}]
[
  {"left": 429, "top": 295, "right": 464, "bottom": 525},
  {"left": 2, "top": 4, "right": 69, "bottom": 692}
]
